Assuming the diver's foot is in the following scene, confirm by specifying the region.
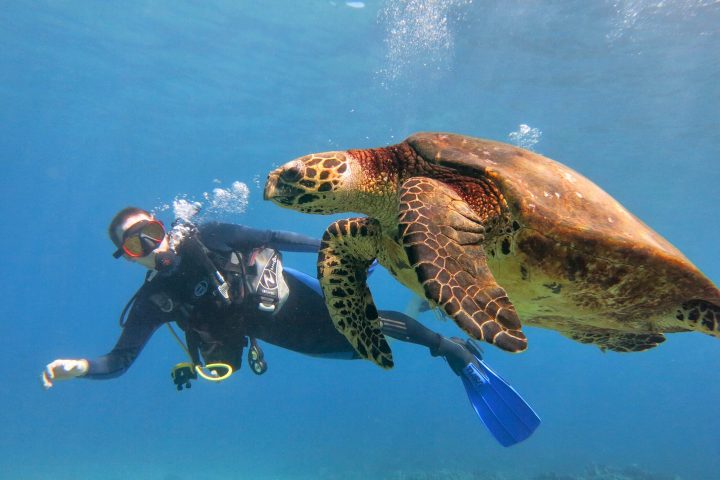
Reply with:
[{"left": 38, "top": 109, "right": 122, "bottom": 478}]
[{"left": 432, "top": 336, "right": 482, "bottom": 376}]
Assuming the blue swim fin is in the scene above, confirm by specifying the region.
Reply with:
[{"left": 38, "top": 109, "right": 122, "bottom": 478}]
[{"left": 459, "top": 343, "right": 541, "bottom": 447}]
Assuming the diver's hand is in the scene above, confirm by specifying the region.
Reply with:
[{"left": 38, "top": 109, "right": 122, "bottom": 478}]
[{"left": 42, "top": 359, "right": 89, "bottom": 389}]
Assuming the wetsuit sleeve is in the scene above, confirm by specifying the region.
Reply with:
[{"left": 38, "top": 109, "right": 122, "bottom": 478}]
[
  {"left": 84, "top": 296, "right": 167, "bottom": 379},
  {"left": 201, "top": 222, "right": 321, "bottom": 253}
]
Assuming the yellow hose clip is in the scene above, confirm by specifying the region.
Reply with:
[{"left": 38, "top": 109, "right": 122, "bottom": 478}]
[
  {"left": 166, "top": 323, "right": 234, "bottom": 384},
  {"left": 195, "top": 363, "right": 233, "bottom": 382}
]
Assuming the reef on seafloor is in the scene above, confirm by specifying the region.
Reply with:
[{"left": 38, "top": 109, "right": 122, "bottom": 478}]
[
  {"left": 533, "top": 464, "right": 681, "bottom": 480},
  {"left": 377, "top": 464, "right": 681, "bottom": 480}
]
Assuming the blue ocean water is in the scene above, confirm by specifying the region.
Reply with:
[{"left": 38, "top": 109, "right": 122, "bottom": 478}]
[{"left": 1, "top": 1, "right": 719, "bottom": 479}]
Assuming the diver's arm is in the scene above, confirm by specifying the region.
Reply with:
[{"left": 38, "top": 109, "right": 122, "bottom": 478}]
[
  {"left": 42, "top": 296, "right": 166, "bottom": 388},
  {"left": 265, "top": 229, "right": 321, "bottom": 252},
  {"left": 83, "top": 298, "right": 166, "bottom": 379},
  {"left": 201, "top": 222, "right": 321, "bottom": 253}
]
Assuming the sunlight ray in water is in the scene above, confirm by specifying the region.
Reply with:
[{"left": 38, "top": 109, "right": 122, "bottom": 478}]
[{"left": 376, "top": 0, "right": 473, "bottom": 87}]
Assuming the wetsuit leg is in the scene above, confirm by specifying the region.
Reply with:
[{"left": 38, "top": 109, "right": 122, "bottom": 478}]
[
  {"left": 378, "top": 310, "right": 442, "bottom": 349},
  {"left": 378, "top": 310, "right": 477, "bottom": 374}
]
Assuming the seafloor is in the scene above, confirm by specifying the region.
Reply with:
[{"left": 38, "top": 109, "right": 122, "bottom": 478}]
[{"left": 312, "top": 464, "right": 681, "bottom": 480}]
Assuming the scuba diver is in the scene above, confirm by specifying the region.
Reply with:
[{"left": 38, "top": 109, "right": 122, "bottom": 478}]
[{"left": 41, "top": 206, "right": 540, "bottom": 447}]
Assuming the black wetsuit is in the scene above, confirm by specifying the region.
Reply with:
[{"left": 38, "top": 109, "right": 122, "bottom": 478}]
[{"left": 86, "top": 222, "right": 444, "bottom": 379}]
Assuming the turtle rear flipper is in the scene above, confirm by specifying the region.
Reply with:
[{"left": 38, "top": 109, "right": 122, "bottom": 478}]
[
  {"left": 677, "top": 299, "right": 720, "bottom": 336},
  {"left": 399, "top": 177, "right": 527, "bottom": 352},
  {"left": 318, "top": 217, "right": 394, "bottom": 368},
  {"left": 566, "top": 327, "right": 666, "bottom": 352}
]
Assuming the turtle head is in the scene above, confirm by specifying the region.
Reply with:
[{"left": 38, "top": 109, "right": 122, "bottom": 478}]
[{"left": 264, "top": 151, "right": 373, "bottom": 215}]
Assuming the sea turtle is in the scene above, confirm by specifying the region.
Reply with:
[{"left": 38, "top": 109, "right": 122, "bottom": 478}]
[{"left": 264, "top": 132, "right": 720, "bottom": 368}]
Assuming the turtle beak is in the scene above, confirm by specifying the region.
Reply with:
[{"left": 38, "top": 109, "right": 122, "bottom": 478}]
[
  {"left": 263, "top": 172, "right": 279, "bottom": 201},
  {"left": 264, "top": 161, "right": 305, "bottom": 202}
]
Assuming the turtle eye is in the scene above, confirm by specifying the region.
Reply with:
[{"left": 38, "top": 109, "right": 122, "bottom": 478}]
[{"left": 281, "top": 164, "right": 303, "bottom": 183}]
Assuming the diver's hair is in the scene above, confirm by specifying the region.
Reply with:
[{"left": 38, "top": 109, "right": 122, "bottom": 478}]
[{"left": 108, "top": 206, "right": 151, "bottom": 247}]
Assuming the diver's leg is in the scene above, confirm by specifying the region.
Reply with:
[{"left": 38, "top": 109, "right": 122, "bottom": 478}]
[
  {"left": 378, "top": 310, "right": 477, "bottom": 375},
  {"left": 380, "top": 309, "right": 541, "bottom": 446}
]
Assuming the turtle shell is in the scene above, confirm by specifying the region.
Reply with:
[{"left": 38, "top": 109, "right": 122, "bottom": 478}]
[{"left": 406, "top": 132, "right": 719, "bottom": 324}]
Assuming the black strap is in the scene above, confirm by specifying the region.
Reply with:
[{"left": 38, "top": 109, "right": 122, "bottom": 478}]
[
  {"left": 118, "top": 271, "right": 156, "bottom": 328},
  {"left": 223, "top": 251, "right": 247, "bottom": 305},
  {"left": 184, "top": 327, "right": 203, "bottom": 366},
  {"left": 119, "top": 292, "right": 137, "bottom": 328},
  {"left": 184, "top": 236, "right": 232, "bottom": 306}
]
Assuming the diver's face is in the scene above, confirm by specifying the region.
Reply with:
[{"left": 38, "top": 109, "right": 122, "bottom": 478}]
[{"left": 116, "top": 213, "right": 169, "bottom": 269}]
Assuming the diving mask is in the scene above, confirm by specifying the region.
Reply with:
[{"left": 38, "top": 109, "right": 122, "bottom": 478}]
[{"left": 113, "top": 220, "right": 166, "bottom": 259}]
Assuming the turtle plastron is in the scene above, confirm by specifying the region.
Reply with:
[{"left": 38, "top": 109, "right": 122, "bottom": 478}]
[
  {"left": 318, "top": 217, "right": 394, "bottom": 368},
  {"left": 398, "top": 176, "right": 528, "bottom": 352}
]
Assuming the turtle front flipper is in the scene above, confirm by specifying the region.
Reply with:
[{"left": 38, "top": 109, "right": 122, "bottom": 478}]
[
  {"left": 399, "top": 177, "right": 527, "bottom": 352},
  {"left": 318, "top": 218, "right": 394, "bottom": 368}
]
